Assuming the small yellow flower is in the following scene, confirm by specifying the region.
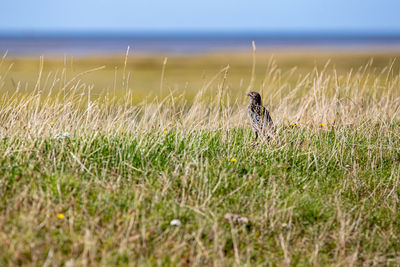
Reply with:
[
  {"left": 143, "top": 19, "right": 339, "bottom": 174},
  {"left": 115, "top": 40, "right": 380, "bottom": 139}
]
[
  {"left": 25, "top": 126, "right": 30, "bottom": 130},
  {"left": 336, "top": 142, "right": 340, "bottom": 145},
  {"left": 49, "top": 122, "right": 55, "bottom": 126},
  {"left": 57, "top": 213, "right": 65, "bottom": 219},
  {"left": 290, "top": 122, "right": 295, "bottom": 127},
  {"left": 320, "top": 123, "right": 325, "bottom": 127},
  {"left": 227, "top": 129, "right": 231, "bottom": 132},
  {"left": 230, "top": 158, "right": 237, "bottom": 162},
  {"left": 284, "top": 115, "right": 288, "bottom": 118},
  {"left": 120, "top": 129, "right": 125, "bottom": 133},
  {"left": 163, "top": 130, "right": 168, "bottom": 134}
]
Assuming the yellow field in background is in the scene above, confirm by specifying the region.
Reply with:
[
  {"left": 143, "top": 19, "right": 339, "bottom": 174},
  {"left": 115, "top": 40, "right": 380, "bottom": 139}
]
[{"left": 2, "top": 51, "right": 399, "bottom": 104}]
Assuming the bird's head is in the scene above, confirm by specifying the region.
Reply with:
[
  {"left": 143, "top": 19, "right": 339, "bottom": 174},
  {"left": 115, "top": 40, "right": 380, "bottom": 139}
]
[{"left": 245, "top": 91, "right": 262, "bottom": 105}]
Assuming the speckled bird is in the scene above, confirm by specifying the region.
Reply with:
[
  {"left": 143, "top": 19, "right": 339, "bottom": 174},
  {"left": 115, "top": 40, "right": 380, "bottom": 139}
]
[{"left": 245, "top": 91, "right": 274, "bottom": 141}]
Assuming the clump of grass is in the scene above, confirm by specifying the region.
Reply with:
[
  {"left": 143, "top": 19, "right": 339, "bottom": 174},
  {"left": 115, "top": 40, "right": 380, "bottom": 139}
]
[{"left": 0, "top": 52, "right": 399, "bottom": 265}]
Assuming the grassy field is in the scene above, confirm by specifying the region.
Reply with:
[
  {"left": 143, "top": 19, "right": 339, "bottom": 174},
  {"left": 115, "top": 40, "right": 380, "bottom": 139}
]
[{"left": 0, "top": 50, "right": 400, "bottom": 266}]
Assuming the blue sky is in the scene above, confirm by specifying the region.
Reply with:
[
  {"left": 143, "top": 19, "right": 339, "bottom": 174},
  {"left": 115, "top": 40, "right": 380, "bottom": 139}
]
[{"left": 1, "top": 0, "right": 400, "bottom": 33}]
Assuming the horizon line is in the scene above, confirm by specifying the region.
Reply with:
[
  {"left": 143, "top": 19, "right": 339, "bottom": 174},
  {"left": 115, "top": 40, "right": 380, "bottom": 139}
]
[{"left": 1, "top": 29, "right": 400, "bottom": 38}]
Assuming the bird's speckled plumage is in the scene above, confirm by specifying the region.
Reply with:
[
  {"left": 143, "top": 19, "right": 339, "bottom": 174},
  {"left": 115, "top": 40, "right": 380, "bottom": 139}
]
[{"left": 246, "top": 92, "right": 274, "bottom": 141}]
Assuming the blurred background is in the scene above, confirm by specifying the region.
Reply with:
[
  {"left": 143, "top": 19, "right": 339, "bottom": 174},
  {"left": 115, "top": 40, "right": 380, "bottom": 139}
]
[
  {"left": 1, "top": 0, "right": 400, "bottom": 101},
  {"left": 1, "top": 0, "right": 400, "bottom": 55}
]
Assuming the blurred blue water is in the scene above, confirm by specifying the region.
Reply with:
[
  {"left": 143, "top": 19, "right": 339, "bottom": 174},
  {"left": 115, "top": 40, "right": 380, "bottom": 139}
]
[{"left": 1, "top": 32, "right": 400, "bottom": 56}]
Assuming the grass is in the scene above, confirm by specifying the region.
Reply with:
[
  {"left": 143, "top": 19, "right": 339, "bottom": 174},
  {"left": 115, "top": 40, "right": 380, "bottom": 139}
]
[{"left": 0, "top": 50, "right": 400, "bottom": 265}]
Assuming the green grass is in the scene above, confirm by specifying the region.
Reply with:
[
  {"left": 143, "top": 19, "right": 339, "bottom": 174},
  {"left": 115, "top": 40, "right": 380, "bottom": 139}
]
[
  {"left": 1, "top": 51, "right": 400, "bottom": 265},
  {"left": 1, "top": 125, "right": 399, "bottom": 265}
]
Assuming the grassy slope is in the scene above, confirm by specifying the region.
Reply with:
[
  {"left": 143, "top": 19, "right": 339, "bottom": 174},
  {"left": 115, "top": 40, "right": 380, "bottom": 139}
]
[{"left": 0, "top": 52, "right": 400, "bottom": 265}]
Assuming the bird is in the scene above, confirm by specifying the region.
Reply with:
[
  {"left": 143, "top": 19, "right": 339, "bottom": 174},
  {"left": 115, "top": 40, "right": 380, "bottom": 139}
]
[{"left": 245, "top": 91, "right": 274, "bottom": 141}]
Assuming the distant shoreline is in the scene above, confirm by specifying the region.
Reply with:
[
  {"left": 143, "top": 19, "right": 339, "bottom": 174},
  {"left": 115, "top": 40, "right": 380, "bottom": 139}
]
[{"left": 1, "top": 33, "right": 400, "bottom": 56}]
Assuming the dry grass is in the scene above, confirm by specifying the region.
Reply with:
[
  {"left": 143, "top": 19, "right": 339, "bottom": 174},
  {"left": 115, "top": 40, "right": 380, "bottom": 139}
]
[{"left": 0, "top": 50, "right": 399, "bottom": 265}]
